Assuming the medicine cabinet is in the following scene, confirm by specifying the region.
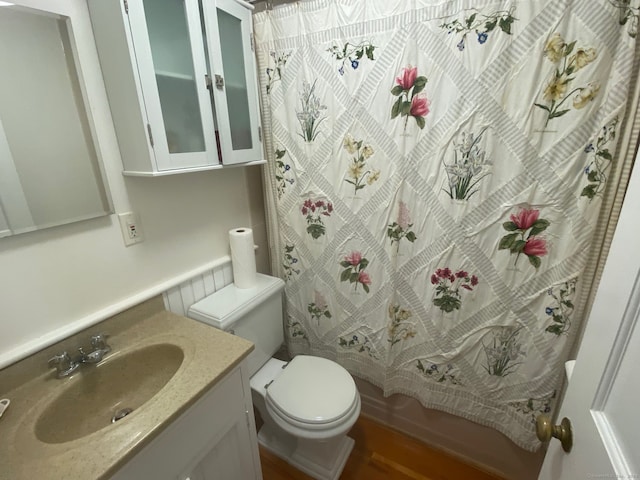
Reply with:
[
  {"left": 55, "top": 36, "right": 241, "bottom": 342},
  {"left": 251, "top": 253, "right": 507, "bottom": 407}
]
[{"left": 88, "top": 0, "right": 264, "bottom": 176}]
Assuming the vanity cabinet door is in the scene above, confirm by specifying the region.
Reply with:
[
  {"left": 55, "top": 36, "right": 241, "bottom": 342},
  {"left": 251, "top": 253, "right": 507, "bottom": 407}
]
[
  {"left": 110, "top": 362, "right": 262, "bottom": 480},
  {"left": 202, "top": 0, "right": 262, "bottom": 166},
  {"left": 182, "top": 413, "right": 260, "bottom": 479}
]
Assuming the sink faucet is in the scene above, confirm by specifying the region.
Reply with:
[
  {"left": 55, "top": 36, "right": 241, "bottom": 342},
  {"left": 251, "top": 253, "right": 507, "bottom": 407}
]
[
  {"left": 48, "top": 352, "right": 80, "bottom": 378},
  {"left": 79, "top": 333, "right": 112, "bottom": 364},
  {"left": 48, "top": 333, "right": 111, "bottom": 378}
]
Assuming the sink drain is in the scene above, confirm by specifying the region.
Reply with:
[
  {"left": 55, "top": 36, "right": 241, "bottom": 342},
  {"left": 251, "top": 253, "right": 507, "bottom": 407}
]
[{"left": 111, "top": 408, "right": 133, "bottom": 423}]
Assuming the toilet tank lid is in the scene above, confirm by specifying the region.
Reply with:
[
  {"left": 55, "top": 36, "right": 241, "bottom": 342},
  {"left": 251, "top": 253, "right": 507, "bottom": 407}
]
[{"left": 188, "top": 273, "right": 284, "bottom": 330}]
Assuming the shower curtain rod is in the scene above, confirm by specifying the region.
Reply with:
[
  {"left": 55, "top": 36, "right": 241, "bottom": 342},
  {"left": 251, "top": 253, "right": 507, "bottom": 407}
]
[{"left": 249, "top": 0, "right": 299, "bottom": 11}]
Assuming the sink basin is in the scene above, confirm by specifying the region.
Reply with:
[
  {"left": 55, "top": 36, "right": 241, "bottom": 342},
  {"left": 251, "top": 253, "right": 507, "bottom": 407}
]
[{"left": 35, "top": 343, "right": 184, "bottom": 444}]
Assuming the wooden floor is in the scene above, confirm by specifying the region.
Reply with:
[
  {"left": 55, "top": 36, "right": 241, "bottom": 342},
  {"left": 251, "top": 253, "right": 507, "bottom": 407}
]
[{"left": 259, "top": 415, "right": 503, "bottom": 480}]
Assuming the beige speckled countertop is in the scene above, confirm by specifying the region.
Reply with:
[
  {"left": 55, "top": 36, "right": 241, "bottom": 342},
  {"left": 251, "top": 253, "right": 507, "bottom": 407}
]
[{"left": 0, "top": 297, "right": 253, "bottom": 480}]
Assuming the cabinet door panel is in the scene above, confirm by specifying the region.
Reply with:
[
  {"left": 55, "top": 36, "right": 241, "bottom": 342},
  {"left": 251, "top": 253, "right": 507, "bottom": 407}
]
[
  {"left": 111, "top": 366, "right": 260, "bottom": 480},
  {"left": 128, "top": 0, "right": 217, "bottom": 170},
  {"left": 217, "top": 8, "right": 252, "bottom": 152},
  {"left": 202, "top": 0, "right": 262, "bottom": 165},
  {"left": 198, "top": 421, "right": 256, "bottom": 478}
]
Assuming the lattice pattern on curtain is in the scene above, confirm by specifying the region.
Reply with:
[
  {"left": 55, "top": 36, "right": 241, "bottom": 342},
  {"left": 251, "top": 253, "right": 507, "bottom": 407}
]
[{"left": 253, "top": 0, "right": 637, "bottom": 450}]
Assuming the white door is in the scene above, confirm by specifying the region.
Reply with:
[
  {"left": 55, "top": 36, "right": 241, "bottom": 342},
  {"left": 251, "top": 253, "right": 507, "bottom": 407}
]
[{"left": 537, "top": 154, "right": 640, "bottom": 478}]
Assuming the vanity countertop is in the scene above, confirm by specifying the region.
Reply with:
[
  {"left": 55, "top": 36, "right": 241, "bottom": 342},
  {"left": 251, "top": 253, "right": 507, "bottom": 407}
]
[{"left": 0, "top": 297, "right": 253, "bottom": 480}]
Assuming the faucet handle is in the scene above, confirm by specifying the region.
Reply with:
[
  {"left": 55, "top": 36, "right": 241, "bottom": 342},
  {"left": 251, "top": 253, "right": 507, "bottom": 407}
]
[
  {"left": 90, "top": 333, "right": 111, "bottom": 353},
  {"left": 48, "top": 351, "right": 71, "bottom": 368},
  {"left": 48, "top": 351, "right": 80, "bottom": 378}
]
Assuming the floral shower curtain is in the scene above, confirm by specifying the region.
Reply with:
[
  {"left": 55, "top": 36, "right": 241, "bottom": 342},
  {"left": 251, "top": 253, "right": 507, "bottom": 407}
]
[{"left": 253, "top": 0, "right": 637, "bottom": 450}]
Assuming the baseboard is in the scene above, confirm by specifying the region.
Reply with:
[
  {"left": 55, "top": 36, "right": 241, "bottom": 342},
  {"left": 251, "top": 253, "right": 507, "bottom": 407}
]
[{"left": 355, "top": 377, "right": 544, "bottom": 480}]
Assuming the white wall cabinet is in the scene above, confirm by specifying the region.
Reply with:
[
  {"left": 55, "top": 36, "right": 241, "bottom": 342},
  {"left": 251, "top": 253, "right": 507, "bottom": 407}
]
[
  {"left": 111, "top": 362, "right": 263, "bottom": 479},
  {"left": 87, "top": 0, "right": 263, "bottom": 176}
]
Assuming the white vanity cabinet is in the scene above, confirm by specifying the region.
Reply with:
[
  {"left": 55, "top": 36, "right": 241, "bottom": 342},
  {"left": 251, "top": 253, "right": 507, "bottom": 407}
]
[
  {"left": 87, "top": 0, "right": 263, "bottom": 176},
  {"left": 111, "top": 362, "right": 263, "bottom": 480}
]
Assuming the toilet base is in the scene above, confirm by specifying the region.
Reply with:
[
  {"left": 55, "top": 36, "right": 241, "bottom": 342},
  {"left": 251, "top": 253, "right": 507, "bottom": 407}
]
[{"left": 258, "top": 425, "right": 355, "bottom": 480}]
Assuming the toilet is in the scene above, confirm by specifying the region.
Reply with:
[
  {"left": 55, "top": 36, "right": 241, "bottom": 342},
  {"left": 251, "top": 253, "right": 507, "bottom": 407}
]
[{"left": 188, "top": 273, "right": 361, "bottom": 480}]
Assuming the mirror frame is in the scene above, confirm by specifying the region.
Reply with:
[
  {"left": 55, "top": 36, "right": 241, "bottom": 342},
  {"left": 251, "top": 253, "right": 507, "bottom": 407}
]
[{"left": 0, "top": 0, "right": 114, "bottom": 237}]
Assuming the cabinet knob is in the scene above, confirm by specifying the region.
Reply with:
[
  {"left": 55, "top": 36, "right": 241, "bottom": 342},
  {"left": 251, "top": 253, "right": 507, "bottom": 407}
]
[{"left": 215, "top": 74, "right": 224, "bottom": 89}]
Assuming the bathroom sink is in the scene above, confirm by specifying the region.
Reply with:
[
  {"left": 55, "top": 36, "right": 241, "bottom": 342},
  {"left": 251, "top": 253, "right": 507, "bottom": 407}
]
[{"left": 35, "top": 343, "right": 184, "bottom": 444}]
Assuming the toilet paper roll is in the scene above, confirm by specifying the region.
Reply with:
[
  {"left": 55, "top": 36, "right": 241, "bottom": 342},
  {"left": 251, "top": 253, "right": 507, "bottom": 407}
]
[{"left": 229, "top": 227, "right": 257, "bottom": 289}]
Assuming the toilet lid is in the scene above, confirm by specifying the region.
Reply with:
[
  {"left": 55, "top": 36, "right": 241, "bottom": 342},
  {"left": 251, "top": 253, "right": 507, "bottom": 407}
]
[{"left": 266, "top": 355, "right": 357, "bottom": 425}]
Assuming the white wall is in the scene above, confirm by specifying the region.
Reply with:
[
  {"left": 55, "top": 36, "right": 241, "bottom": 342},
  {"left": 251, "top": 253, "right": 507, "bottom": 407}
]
[
  {"left": 0, "top": 161, "right": 262, "bottom": 367},
  {"left": 0, "top": 0, "right": 268, "bottom": 368}
]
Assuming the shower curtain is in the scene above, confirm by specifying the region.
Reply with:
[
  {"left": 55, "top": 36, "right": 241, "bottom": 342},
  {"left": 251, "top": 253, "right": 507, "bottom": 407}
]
[{"left": 253, "top": 0, "right": 637, "bottom": 450}]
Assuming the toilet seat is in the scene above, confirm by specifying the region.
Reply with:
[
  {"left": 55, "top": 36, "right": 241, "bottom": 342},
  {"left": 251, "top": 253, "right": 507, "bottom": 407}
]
[{"left": 265, "top": 355, "right": 360, "bottom": 434}]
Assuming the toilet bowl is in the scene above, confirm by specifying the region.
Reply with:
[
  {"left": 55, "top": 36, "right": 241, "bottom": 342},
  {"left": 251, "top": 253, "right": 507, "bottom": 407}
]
[
  {"left": 188, "top": 273, "right": 360, "bottom": 480},
  {"left": 255, "top": 356, "right": 361, "bottom": 438}
]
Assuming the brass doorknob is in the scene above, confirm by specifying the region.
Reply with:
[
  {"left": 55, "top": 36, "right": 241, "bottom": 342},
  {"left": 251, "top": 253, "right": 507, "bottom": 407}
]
[{"left": 536, "top": 415, "right": 573, "bottom": 452}]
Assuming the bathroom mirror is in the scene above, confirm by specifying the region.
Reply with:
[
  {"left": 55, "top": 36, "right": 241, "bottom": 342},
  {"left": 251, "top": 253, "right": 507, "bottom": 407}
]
[{"left": 0, "top": 3, "right": 112, "bottom": 238}]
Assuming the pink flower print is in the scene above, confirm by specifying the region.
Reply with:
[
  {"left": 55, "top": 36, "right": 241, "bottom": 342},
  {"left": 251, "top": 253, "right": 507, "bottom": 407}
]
[
  {"left": 410, "top": 95, "right": 430, "bottom": 117},
  {"left": 523, "top": 237, "right": 548, "bottom": 257},
  {"left": 302, "top": 197, "right": 333, "bottom": 239},
  {"left": 388, "top": 203, "right": 417, "bottom": 250},
  {"left": 358, "top": 271, "right": 372, "bottom": 286},
  {"left": 398, "top": 201, "right": 411, "bottom": 230},
  {"left": 309, "top": 290, "right": 331, "bottom": 324},
  {"left": 500, "top": 207, "right": 550, "bottom": 269},
  {"left": 301, "top": 199, "right": 312, "bottom": 215},
  {"left": 345, "top": 251, "right": 362, "bottom": 266},
  {"left": 510, "top": 208, "right": 540, "bottom": 230},
  {"left": 391, "top": 66, "right": 429, "bottom": 130},
  {"left": 339, "top": 251, "right": 371, "bottom": 293},
  {"left": 395, "top": 65, "right": 417, "bottom": 90},
  {"left": 314, "top": 291, "right": 328, "bottom": 311},
  {"left": 431, "top": 267, "right": 478, "bottom": 313}
]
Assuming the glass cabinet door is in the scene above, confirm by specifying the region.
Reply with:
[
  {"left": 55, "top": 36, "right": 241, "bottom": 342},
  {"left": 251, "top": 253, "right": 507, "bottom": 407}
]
[
  {"left": 127, "top": 0, "right": 217, "bottom": 170},
  {"left": 201, "top": 0, "right": 262, "bottom": 165}
]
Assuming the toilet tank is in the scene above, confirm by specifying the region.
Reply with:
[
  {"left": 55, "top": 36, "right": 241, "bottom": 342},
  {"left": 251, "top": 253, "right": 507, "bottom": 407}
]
[{"left": 188, "top": 274, "right": 285, "bottom": 376}]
